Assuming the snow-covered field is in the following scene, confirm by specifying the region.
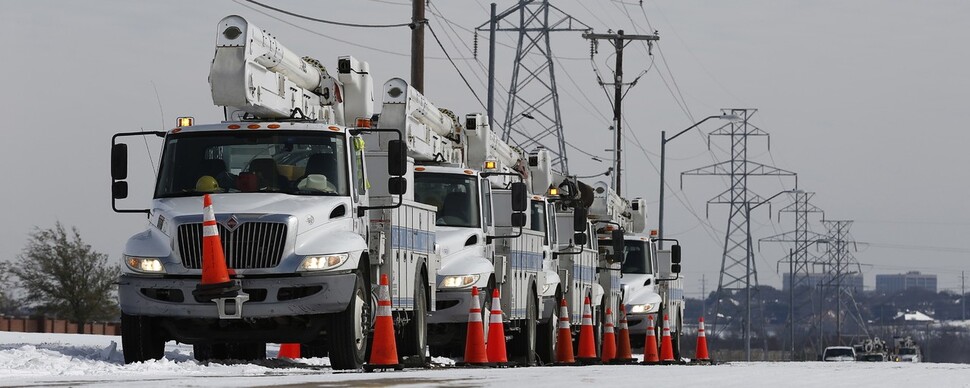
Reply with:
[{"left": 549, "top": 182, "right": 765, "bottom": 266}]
[{"left": 2, "top": 332, "right": 968, "bottom": 387}]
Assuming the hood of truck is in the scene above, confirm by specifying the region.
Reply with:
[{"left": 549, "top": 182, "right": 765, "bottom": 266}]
[
  {"left": 154, "top": 193, "right": 352, "bottom": 235},
  {"left": 435, "top": 226, "right": 492, "bottom": 279},
  {"left": 621, "top": 273, "right": 662, "bottom": 311},
  {"left": 122, "top": 193, "right": 364, "bottom": 276}
]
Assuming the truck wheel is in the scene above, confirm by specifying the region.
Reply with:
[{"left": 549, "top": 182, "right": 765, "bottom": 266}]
[
  {"left": 511, "top": 289, "right": 538, "bottom": 366},
  {"left": 121, "top": 313, "right": 165, "bottom": 364},
  {"left": 329, "top": 271, "right": 371, "bottom": 370},
  {"left": 535, "top": 293, "right": 559, "bottom": 365},
  {"left": 399, "top": 272, "right": 428, "bottom": 366}
]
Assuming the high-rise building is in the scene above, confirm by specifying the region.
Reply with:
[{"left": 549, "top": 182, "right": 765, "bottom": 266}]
[{"left": 875, "top": 271, "right": 937, "bottom": 293}]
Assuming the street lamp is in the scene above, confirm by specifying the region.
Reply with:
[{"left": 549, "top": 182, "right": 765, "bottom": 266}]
[{"left": 657, "top": 114, "right": 741, "bottom": 248}]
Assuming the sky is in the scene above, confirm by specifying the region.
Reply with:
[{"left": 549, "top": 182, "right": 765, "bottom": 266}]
[{"left": 1, "top": 0, "right": 969, "bottom": 296}]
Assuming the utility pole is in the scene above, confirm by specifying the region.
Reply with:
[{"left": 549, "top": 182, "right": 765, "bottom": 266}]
[
  {"left": 962, "top": 271, "right": 966, "bottom": 320},
  {"left": 583, "top": 30, "right": 658, "bottom": 194},
  {"left": 410, "top": 0, "right": 425, "bottom": 93},
  {"left": 701, "top": 274, "right": 707, "bottom": 317},
  {"left": 681, "top": 108, "right": 797, "bottom": 361},
  {"left": 487, "top": 3, "right": 497, "bottom": 131},
  {"left": 820, "top": 220, "right": 864, "bottom": 346}
]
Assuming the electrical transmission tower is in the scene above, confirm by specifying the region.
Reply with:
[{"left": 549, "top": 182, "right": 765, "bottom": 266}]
[
  {"left": 759, "top": 191, "right": 824, "bottom": 359},
  {"left": 681, "top": 108, "right": 797, "bottom": 361},
  {"left": 477, "top": 0, "right": 589, "bottom": 174},
  {"left": 818, "top": 220, "right": 868, "bottom": 346}
]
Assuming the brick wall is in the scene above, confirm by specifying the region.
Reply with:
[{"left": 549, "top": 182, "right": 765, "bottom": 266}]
[{"left": 0, "top": 316, "right": 120, "bottom": 335}]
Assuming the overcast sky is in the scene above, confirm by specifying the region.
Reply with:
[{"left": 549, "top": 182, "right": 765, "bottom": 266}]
[{"left": 2, "top": 0, "right": 968, "bottom": 296}]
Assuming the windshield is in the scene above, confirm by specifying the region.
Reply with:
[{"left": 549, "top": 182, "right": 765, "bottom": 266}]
[
  {"left": 825, "top": 348, "right": 854, "bottom": 358},
  {"left": 414, "top": 173, "right": 481, "bottom": 228},
  {"left": 605, "top": 240, "right": 652, "bottom": 275},
  {"left": 155, "top": 131, "right": 349, "bottom": 198},
  {"left": 898, "top": 348, "right": 917, "bottom": 355}
]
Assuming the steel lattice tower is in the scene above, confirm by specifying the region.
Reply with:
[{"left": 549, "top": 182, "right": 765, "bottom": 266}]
[
  {"left": 681, "top": 108, "right": 796, "bottom": 361},
  {"left": 478, "top": 0, "right": 589, "bottom": 174},
  {"left": 818, "top": 220, "right": 868, "bottom": 347},
  {"left": 760, "top": 191, "right": 824, "bottom": 359}
]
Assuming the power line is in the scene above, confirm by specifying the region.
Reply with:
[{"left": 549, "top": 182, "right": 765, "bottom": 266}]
[
  {"left": 426, "top": 23, "right": 487, "bottom": 111},
  {"left": 244, "top": 0, "right": 413, "bottom": 28}
]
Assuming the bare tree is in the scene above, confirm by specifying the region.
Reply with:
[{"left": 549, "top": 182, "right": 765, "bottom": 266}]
[{"left": 11, "top": 222, "right": 119, "bottom": 333}]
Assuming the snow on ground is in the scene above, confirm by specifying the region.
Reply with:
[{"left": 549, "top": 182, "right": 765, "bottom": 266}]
[{"left": 2, "top": 331, "right": 969, "bottom": 387}]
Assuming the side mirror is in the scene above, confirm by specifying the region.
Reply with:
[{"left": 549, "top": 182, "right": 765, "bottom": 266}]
[
  {"left": 671, "top": 263, "right": 681, "bottom": 274},
  {"left": 511, "top": 212, "right": 527, "bottom": 227},
  {"left": 611, "top": 229, "right": 625, "bottom": 263},
  {"left": 388, "top": 176, "right": 407, "bottom": 195},
  {"left": 671, "top": 244, "right": 682, "bottom": 264},
  {"left": 112, "top": 181, "right": 129, "bottom": 200},
  {"left": 387, "top": 139, "right": 407, "bottom": 177},
  {"left": 111, "top": 143, "right": 128, "bottom": 180},
  {"left": 573, "top": 207, "right": 587, "bottom": 232},
  {"left": 511, "top": 182, "right": 528, "bottom": 212},
  {"left": 573, "top": 232, "right": 587, "bottom": 246}
]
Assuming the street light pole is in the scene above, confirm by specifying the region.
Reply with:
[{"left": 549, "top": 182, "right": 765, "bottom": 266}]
[{"left": 658, "top": 114, "right": 739, "bottom": 249}]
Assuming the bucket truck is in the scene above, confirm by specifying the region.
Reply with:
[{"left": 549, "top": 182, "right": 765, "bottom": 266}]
[
  {"left": 592, "top": 183, "right": 683, "bottom": 356},
  {"left": 367, "top": 78, "right": 547, "bottom": 364},
  {"left": 109, "top": 15, "right": 439, "bottom": 369}
]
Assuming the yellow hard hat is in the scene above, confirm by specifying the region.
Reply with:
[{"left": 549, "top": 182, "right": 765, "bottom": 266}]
[{"left": 195, "top": 175, "right": 221, "bottom": 192}]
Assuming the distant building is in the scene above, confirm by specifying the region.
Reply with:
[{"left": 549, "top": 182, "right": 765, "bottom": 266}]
[
  {"left": 783, "top": 272, "right": 864, "bottom": 293},
  {"left": 876, "top": 271, "right": 937, "bottom": 293}
]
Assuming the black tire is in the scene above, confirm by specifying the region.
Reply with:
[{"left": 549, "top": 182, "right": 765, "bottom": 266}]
[
  {"left": 535, "top": 292, "right": 560, "bottom": 365},
  {"left": 673, "top": 310, "right": 683, "bottom": 360},
  {"left": 300, "top": 338, "right": 328, "bottom": 358},
  {"left": 511, "top": 288, "right": 538, "bottom": 366},
  {"left": 399, "top": 271, "right": 428, "bottom": 366},
  {"left": 121, "top": 313, "right": 165, "bottom": 364},
  {"left": 194, "top": 342, "right": 266, "bottom": 362},
  {"left": 329, "top": 271, "right": 371, "bottom": 370}
]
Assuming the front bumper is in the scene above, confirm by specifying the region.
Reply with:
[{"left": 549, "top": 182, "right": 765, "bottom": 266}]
[
  {"left": 118, "top": 272, "right": 357, "bottom": 319},
  {"left": 428, "top": 289, "right": 484, "bottom": 324},
  {"left": 626, "top": 313, "right": 655, "bottom": 335}
]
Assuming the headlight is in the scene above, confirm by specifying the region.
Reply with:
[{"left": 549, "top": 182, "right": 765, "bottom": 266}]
[
  {"left": 299, "top": 253, "right": 349, "bottom": 271},
  {"left": 439, "top": 274, "right": 481, "bottom": 289},
  {"left": 629, "top": 303, "right": 656, "bottom": 314},
  {"left": 125, "top": 256, "right": 165, "bottom": 273}
]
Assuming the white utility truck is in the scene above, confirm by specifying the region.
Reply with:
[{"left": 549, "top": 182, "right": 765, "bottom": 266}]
[
  {"left": 591, "top": 183, "right": 683, "bottom": 355},
  {"left": 366, "top": 79, "right": 542, "bottom": 364},
  {"left": 110, "top": 15, "right": 438, "bottom": 370}
]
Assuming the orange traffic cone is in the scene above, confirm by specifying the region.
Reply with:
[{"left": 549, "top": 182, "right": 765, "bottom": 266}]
[
  {"left": 486, "top": 289, "right": 509, "bottom": 364},
  {"left": 576, "top": 296, "right": 599, "bottom": 364},
  {"left": 192, "top": 194, "right": 240, "bottom": 301},
  {"left": 695, "top": 317, "right": 711, "bottom": 363},
  {"left": 612, "top": 305, "right": 636, "bottom": 364},
  {"left": 458, "top": 287, "right": 489, "bottom": 366},
  {"left": 554, "top": 297, "right": 576, "bottom": 365},
  {"left": 659, "top": 314, "right": 676, "bottom": 363},
  {"left": 277, "top": 343, "right": 300, "bottom": 359},
  {"left": 600, "top": 307, "right": 617, "bottom": 363},
  {"left": 642, "top": 314, "right": 660, "bottom": 364},
  {"left": 364, "top": 274, "right": 402, "bottom": 371}
]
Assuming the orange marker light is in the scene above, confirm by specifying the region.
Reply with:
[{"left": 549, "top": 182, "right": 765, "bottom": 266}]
[
  {"left": 415, "top": 166, "right": 426, "bottom": 171},
  {"left": 247, "top": 124, "right": 261, "bottom": 129},
  {"left": 355, "top": 118, "right": 372, "bottom": 128},
  {"left": 328, "top": 126, "right": 342, "bottom": 131},
  {"left": 227, "top": 124, "right": 241, "bottom": 129},
  {"left": 268, "top": 124, "right": 281, "bottom": 129}
]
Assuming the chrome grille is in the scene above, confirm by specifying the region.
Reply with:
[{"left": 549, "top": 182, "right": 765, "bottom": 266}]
[{"left": 177, "top": 222, "right": 287, "bottom": 269}]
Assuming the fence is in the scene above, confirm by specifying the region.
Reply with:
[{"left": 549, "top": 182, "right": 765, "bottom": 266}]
[{"left": 0, "top": 316, "right": 120, "bottom": 336}]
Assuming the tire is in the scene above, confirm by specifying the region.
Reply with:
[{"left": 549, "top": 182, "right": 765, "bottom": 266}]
[
  {"left": 535, "top": 293, "right": 559, "bottom": 365},
  {"left": 399, "top": 271, "right": 428, "bottom": 366},
  {"left": 121, "top": 313, "right": 165, "bottom": 364},
  {"left": 511, "top": 288, "right": 538, "bottom": 366},
  {"left": 329, "top": 271, "right": 371, "bottom": 370},
  {"left": 194, "top": 342, "right": 266, "bottom": 361}
]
